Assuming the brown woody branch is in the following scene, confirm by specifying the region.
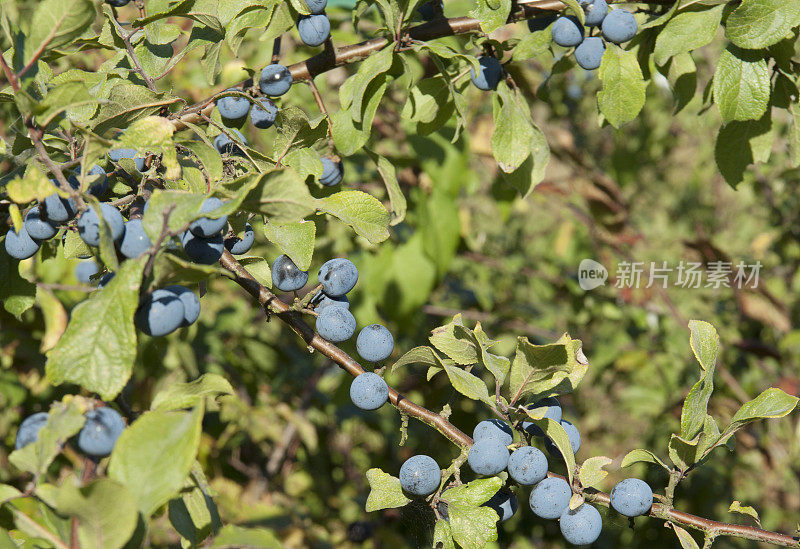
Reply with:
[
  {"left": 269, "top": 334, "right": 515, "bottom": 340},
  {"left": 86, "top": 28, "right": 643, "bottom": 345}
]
[{"left": 219, "top": 250, "right": 799, "bottom": 547}]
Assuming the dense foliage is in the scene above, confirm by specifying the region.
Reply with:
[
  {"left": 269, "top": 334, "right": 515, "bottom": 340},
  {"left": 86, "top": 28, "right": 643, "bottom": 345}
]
[{"left": 1, "top": 0, "right": 800, "bottom": 547}]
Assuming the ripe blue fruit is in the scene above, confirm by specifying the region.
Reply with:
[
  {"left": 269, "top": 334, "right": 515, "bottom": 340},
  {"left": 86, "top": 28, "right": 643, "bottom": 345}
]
[
  {"left": 559, "top": 503, "right": 602, "bottom": 545},
  {"left": 320, "top": 157, "right": 344, "bottom": 186},
  {"left": 545, "top": 419, "right": 581, "bottom": 455},
  {"left": 259, "top": 64, "right": 293, "bottom": 97},
  {"left": 75, "top": 261, "right": 100, "bottom": 284},
  {"left": 69, "top": 164, "right": 109, "bottom": 195},
  {"left": 271, "top": 254, "right": 309, "bottom": 291},
  {"left": 314, "top": 293, "right": 350, "bottom": 313},
  {"left": 297, "top": 14, "right": 331, "bottom": 47},
  {"left": 224, "top": 223, "right": 255, "bottom": 255},
  {"left": 316, "top": 305, "right": 357, "bottom": 342},
  {"left": 106, "top": 0, "right": 131, "bottom": 6},
  {"left": 356, "top": 324, "right": 394, "bottom": 362},
  {"left": 484, "top": 489, "right": 518, "bottom": 522},
  {"left": 470, "top": 56, "right": 503, "bottom": 91},
  {"left": 5, "top": 226, "right": 40, "bottom": 260},
  {"left": 305, "top": 0, "right": 327, "bottom": 15},
  {"left": 119, "top": 219, "right": 152, "bottom": 258},
  {"left": 189, "top": 197, "right": 228, "bottom": 238},
  {"left": 574, "top": 36, "right": 606, "bottom": 70},
  {"left": 350, "top": 372, "right": 389, "bottom": 410},
  {"left": 318, "top": 258, "right": 358, "bottom": 296},
  {"left": 77, "top": 203, "right": 125, "bottom": 247},
  {"left": 136, "top": 289, "right": 186, "bottom": 336},
  {"left": 399, "top": 455, "right": 441, "bottom": 496},
  {"left": 522, "top": 397, "right": 562, "bottom": 435},
  {"left": 42, "top": 184, "right": 77, "bottom": 223},
  {"left": 24, "top": 207, "right": 57, "bottom": 240},
  {"left": 77, "top": 408, "right": 125, "bottom": 457},
  {"left": 214, "top": 130, "right": 248, "bottom": 156},
  {"left": 467, "top": 438, "right": 510, "bottom": 476},
  {"left": 473, "top": 419, "right": 513, "bottom": 446},
  {"left": 602, "top": 9, "right": 637, "bottom": 44},
  {"left": 250, "top": 99, "right": 278, "bottom": 129},
  {"left": 15, "top": 412, "right": 49, "bottom": 449},
  {"left": 163, "top": 285, "right": 201, "bottom": 326},
  {"left": 528, "top": 14, "right": 558, "bottom": 32},
  {"left": 551, "top": 16, "right": 584, "bottom": 47},
  {"left": 529, "top": 477, "right": 572, "bottom": 519},
  {"left": 181, "top": 230, "right": 224, "bottom": 265},
  {"left": 217, "top": 89, "right": 251, "bottom": 120},
  {"left": 610, "top": 478, "right": 653, "bottom": 517},
  {"left": 108, "top": 149, "right": 146, "bottom": 172},
  {"left": 583, "top": 0, "right": 608, "bottom": 26},
  {"left": 507, "top": 446, "right": 548, "bottom": 485}
]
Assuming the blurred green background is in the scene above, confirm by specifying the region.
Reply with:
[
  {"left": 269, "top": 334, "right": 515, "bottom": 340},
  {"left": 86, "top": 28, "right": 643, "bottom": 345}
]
[{"left": 1, "top": 0, "right": 799, "bottom": 547}]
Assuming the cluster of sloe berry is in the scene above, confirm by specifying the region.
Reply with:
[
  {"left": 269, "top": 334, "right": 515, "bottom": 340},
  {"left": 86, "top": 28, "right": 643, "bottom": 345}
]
[
  {"left": 531, "top": 1, "right": 637, "bottom": 70},
  {"left": 269, "top": 254, "right": 396, "bottom": 410},
  {"left": 394, "top": 397, "right": 653, "bottom": 545},
  {"left": 15, "top": 406, "right": 126, "bottom": 458},
  {"left": 297, "top": 0, "right": 331, "bottom": 47}
]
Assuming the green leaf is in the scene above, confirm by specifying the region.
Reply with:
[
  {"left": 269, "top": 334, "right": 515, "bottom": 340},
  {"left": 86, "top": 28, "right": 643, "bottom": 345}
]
[
  {"left": 92, "top": 82, "right": 181, "bottom": 136},
  {"left": 680, "top": 320, "right": 720, "bottom": 439},
  {"left": 364, "top": 468, "right": 411, "bottom": 512},
  {"left": 442, "top": 477, "right": 503, "bottom": 507},
  {"left": 448, "top": 500, "right": 499, "bottom": 548},
  {"left": 443, "top": 364, "right": 492, "bottom": 404},
  {"left": 262, "top": 220, "right": 316, "bottom": 271},
  {"left": 367, "top": 150, "right": 407, "bottom": 225},
  {"left": 9, "top": 400, "right": 86, "bottom": 476},
  {"left": 578, "top": 456, "right": 612, "bottom": 489},
  {"left": 151, "top": 374, "right": 234, "bottom": 411},
  {"left": 390, "top": 346, "right": 443, "bottom": 373},
  {"left": 492, "top": 83, "right": 535, "bottom": 174},
  {"left": 714, "top": 112, "right": 773, "bottom": 187},
  {"left": 433, "top": 520, "right": 456, "bottom": 549},
  {"left": 315, "top": 191, "right": 391, "bottom": 244},
  {"left": 713, "top": 46, "right": 770, "bottom": 124},
  {"left": 63, "top": 230, "right": 93, "bottom": 260},
  {"left": 668, "top": 433, "right": 698, "bottom": 471},
  {"left": 525, "top": 417, "right": 577, "bottom": 482},
  {"left": 653, "top": 5, "right": 725, "bottom": 66},
  {"left": 46, "top": 257, "right": 147, "bottom": 400},
  {"left": 0, "top": 241, "right": 36, "bottom": 319},
  {"left": 597, "top": 45, "right": 647, "bottom": 128},
  {"left": 168, "top": 467, "right": 222, "bottom": 547},
  {"left": 717, "top": 388, "right": 799, "bottom": 443},
  {"left": 237, "top": 256, "right": 273, "bottom": 287},
  {"left": 513, "top": 26, "right": 554, "bottom": 61},
  {"left": 55, "top": 478, "right": 138, "bottom": 549},
  {"left": 6, "top": 165, "right": 58, "bottom": 204},
  {"left": 507, "top": 335, "right": 586, "bottom": 405},
  {"left": 429, "top": 316, "right": 479, "bottom": 365},
  {"left": 672, "top": 525, "right": 701, "bottom": 549},
  {"left": 209, "top": 525, "right": 282, "bottom": 549},
  {"left": 272, "top": 107, "right": 329, "bottom": 162},
  {"left": 728, "top": 501, "right": 761, "bottom": 527},
  {"left": 725, "top": 0, "right": 800, "bottom": 49},
  {"left": 109, "top": 407, "right": 204, "bottom": 516},
  {"left": 24, "top": 0, "right": 95, "bottom": 68},
  {"left": 235, "top": 169, "right": 316, "bottom": 224},
  {"left": 468, "top": 0, "right": 512, "bottom": 33},
  {"left": 115, "top": 116, "right": 181, "bottom": 180},
  {"left": 347, "top": 46, "right": 395, "bottom": 122},
  {"left": 461, "top": 324, "right": 510, "bottom": 387},
  {"left": 621, "top": 448, "right": 670, "bottom": 471}
]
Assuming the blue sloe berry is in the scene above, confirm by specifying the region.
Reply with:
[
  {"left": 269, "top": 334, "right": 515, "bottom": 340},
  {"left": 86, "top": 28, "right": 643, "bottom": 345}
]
[
  {"left": 470, "top": 56, "right": 503, "bottom": 91},
  {"left": 484, "top": 489, "right": 518, "bottom": 522},
  {"left": 350, "top": 372, "right": 389, "bottom": 410},
  {"left": 15, "top": 412, "right": 49, "bottom": 449},
  {"left": 602, "top": 9, "right": 637, "bottom": 44},
  {"left": 119, "top": 218, "right": 152, "bottom": 258},
  {"left": 271, "top": 254, "right": 309, "bottom": 292},
  {"left": 356, "top": 324, "right": 394, "bottom": 362},
  {"left": 399, "top": 455, "right": 441, "bottom": 496},
  {"left": 217, "top": 89, "right": 251, "bottom": 121},
  {"left": 163, "top": 285, "right": 201, "bottom": 327},
  {"left": 297, "top": 14, "right": 331, "bottom": 47},
  {"left": 77, "top": 203, "right": 125, "bottom": 247},
  {"left": 320, "top": 157, "right": 344, "bottom": 186},
  {"left": 135, "top": 289, "right": 185, "bottom": 337},
  {"left": 610, "top": 478, "right": 653, "bottom": 517},
  {"left": 467, "top": 438, "right": 510, "bottom": 476},
  {"left": 508, "top": 445, "right": 548, "bottom": 485},
  {"left": 24, "top": 206, "right": 56, "bottom": 240},
  {"left": 181, "top": 230, "right": 224, "bottom": 265},
  {"left": 551, "top": 16, "right": 584, "bottom": 47},
  {"left": 214, "top": 130, "right": 248, "bottom": 156},
  {"left": 529, "top": 477, "right": 572, "bottom": 519},
  {"left": 75, "top": 261, "right": 100, "bottom": 284},
  {"left": 77, "top": 407, "right": 125, "bottom": 457},
  {"left": 316, "top": 305, "right": 357, "bottom": 342},
  {"left": 574, "top": 36, "right": 606, "bottom": 70},
  {"left": 224, "top": 223, "right": 255, "bottom": 255},
  {"left": 5, "top": 226, "right": 40, "bottom": 260},
  {"left": 259, "top": 64, "right": 293, "bottom": 97},
  {"left": 559, "top": 503, "right": 602, "bottom": 545},
  {"left": 318, "top": 258, "right": 358, "bottom": 296},
  {"left": 473, "top": 419, "right": 513, "bottom": 446},
  {"left": 250, "top": 99, "right": 278, "bottom": 129},
  {"left": 189, "top": 197, "right": 228, "bottom": 238}
]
